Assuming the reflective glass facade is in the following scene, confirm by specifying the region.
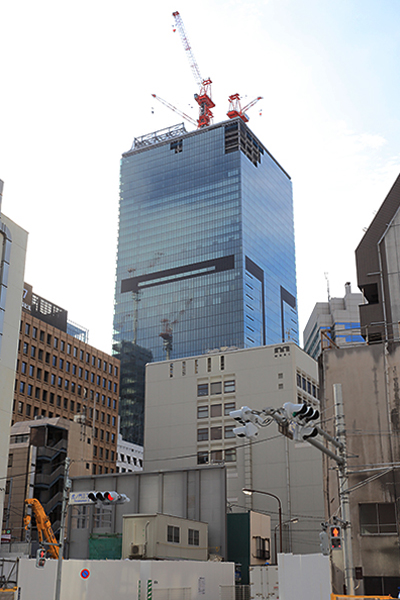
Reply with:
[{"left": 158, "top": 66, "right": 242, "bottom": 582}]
[{"left": 114, "top": 119, "right": 298, "bottom": 364}]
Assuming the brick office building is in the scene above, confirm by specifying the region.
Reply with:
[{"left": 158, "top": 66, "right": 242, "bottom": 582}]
[{"left": 12, "top": 284, "right": 120, "bottom": 475}]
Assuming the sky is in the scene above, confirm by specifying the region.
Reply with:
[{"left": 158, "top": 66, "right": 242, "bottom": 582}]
[{"left": 1, "top": 0, "right": 399, "bottom": 354}]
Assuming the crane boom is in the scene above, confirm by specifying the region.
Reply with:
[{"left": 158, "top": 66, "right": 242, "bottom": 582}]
[
  {"left": 25, "top": 498, "right": 59, "bottom": 559},
  {"left": 151, "top": 94, "right": 197, "bottom": 127},
  {"left": 172, "top": 11, "right": 202, "bottom": 88},
  {"left": 172, "top": 11, "right": 215, "bottom": 128}
]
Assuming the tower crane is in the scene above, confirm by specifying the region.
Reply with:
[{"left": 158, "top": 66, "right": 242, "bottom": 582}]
[
  {"left": 172, "top": 11, "right": 215, "bottom": 128},
  {"left": 126, "top": 252, "right": 165, "bottom": 345},
  {"left": 160, "top": 298, "right": 193, "bottom": 360},
  {"left": 227, "top": 94, "right": 263, "bottom": 123}
]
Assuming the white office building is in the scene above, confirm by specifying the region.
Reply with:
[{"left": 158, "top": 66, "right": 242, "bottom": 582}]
[
  {"left": 144, "top": 343, "right": 324, "bottom": 556},
  {"left": 303, "top": 282, "right": 364, "bottom": 359},
  {"left": 116, "top": 432, "right": 143, "bottom": 473}
]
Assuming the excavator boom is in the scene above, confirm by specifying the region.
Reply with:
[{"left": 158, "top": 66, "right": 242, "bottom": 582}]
[{"left": 25, "top": 498, "right": 59, "bottom": 559}]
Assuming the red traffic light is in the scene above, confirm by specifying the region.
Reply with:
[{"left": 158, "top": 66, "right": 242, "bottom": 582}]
[{"left": 87, "top": 490, "right": 129, "bottom": 504}]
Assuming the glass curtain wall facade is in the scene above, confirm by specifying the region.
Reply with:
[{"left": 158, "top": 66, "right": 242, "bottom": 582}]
[{"left": 114, "top": 119, "right": 298, "bottom": 365}]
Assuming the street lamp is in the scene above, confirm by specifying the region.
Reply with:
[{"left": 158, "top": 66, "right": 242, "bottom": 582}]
[
  {"left": 242, "top": 488, "right": 283, "bottom": 562},
  {"left": 274, "top": 518, "right": 298, "bottom": 564}
]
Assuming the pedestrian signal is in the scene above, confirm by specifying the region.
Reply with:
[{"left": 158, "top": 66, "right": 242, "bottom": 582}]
[{"left": 329, "top": 525, "right": 342, "bottom": 549}]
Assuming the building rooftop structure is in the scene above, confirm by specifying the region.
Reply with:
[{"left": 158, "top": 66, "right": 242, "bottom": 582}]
[{"left": 303, "top": 282, "right": 365, "bottom": 359}]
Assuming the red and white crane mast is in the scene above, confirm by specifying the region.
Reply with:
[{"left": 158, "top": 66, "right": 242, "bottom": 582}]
[{"left": 172, "top": 11, "right": 215, "bottom": 128}]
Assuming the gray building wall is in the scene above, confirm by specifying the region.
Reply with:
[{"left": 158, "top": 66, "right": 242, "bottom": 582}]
[
  {"left": 356, "top": 173, "right": 400, "bottom": 343},
  {"left": 383, "top": 207, "right": 400, "bottom": 335},
  {"left": 67, "top": 466, "right": 226, "bottom": 560},
  {"left": 144, "top": 343, "right": 324, "bottom": 557},
  {"left": 320, "top": 343, "right": 400, "bottom": 594}
]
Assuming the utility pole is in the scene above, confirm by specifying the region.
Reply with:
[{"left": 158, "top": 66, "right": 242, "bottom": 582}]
[
  {"left": 231, "top": 394, "right": 356, "bottom": 593},
  {"left": 54, "top": 457, "right": 71, "bottom": 600},
  {"left": 333, "top": 384, "right": 355, "bottom": 595}
]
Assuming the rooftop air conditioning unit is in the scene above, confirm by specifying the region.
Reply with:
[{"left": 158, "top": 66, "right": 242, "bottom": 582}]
[{"left": 129, "top": 543, "right": 145, "bottom": 559}]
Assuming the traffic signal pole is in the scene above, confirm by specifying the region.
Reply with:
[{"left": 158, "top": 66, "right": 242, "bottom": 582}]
[
  {"left": 333, "top": 384, "right": 355, "bottom": 595},
  {"left": 54, "top": 457, "right": 71, "bottom": 600},
  {"left": 230, "top": 391, "right": 356, "bottom": 594}
]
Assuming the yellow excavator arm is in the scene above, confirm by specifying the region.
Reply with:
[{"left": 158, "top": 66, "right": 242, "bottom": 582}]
[{"left": 25, "top": 498, "right": 59, "bottom": 559}]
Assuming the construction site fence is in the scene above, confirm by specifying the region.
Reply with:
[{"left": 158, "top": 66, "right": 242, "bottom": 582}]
[
  {"left": 220, "top": 584, "right": 251, "bottom": 600},
  {"left": 0, "top": 591, "right": 16, "bottom": 600}
]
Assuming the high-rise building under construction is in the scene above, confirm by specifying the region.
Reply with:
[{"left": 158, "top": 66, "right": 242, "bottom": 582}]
[{"left": 113, "top": 118, "right": 299, "bottom": 368}]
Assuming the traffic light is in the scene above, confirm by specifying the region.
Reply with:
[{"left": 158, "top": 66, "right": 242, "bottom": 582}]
[
  {"left": 36, "top": 547, "right": 46, "bottom": 568},
  {"left": 283, "top": 402, "right": 309, "bottom": 420},
  {"left": 301, "top": 405, "right": 319, "bottom": 423},
  {"left": 283, "top": 402, "right": 319, "bottom": 441},
  {"left": 233, "top": 422, "right": 259, "bottom": 440},
  {"left": 293, "top": 424, "right": 319, "bottom": 441},
  {"left": 87, "top": 491, "right": 129, "bottom": 504},
  {"left": 319, "top": 530, "right": 330, "bottom": 556},
  {"left": 329, "top": 525, "right": 342, "bottom": 549},
  {"left": 283, "top": 402, "right": 319, "bottom": 423},
  {"left": 230, "top": 406, "right": 261, "bottom": 439},
  {"left": 230, "top": 406, "right": 254, "bottom": 424}
]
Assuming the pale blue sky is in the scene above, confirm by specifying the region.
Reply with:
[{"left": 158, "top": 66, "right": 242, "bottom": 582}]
[{"left": 1, "top": 0, "right": 399, "bottom": 352}]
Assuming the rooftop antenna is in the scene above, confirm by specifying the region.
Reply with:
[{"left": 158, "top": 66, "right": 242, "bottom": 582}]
[{"left": 324, "top": 272, "right": 331, "bottom": 302}]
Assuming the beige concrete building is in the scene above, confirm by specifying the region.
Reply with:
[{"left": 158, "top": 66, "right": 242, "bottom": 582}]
[
  {"left": 320, "top": 343, "right": 400, "bottom": 596},
  {"left": 144, "top": 343, "right": 324, "bottom": 556},
  {"left": 122, "top": 513, "right": 208, "bottom": 561},
  {"left": 4, "top": 417, "right": 92, "bottom": 544},
  {"left": 0, "top": 181, "right": 28, "bottom": 532}
]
